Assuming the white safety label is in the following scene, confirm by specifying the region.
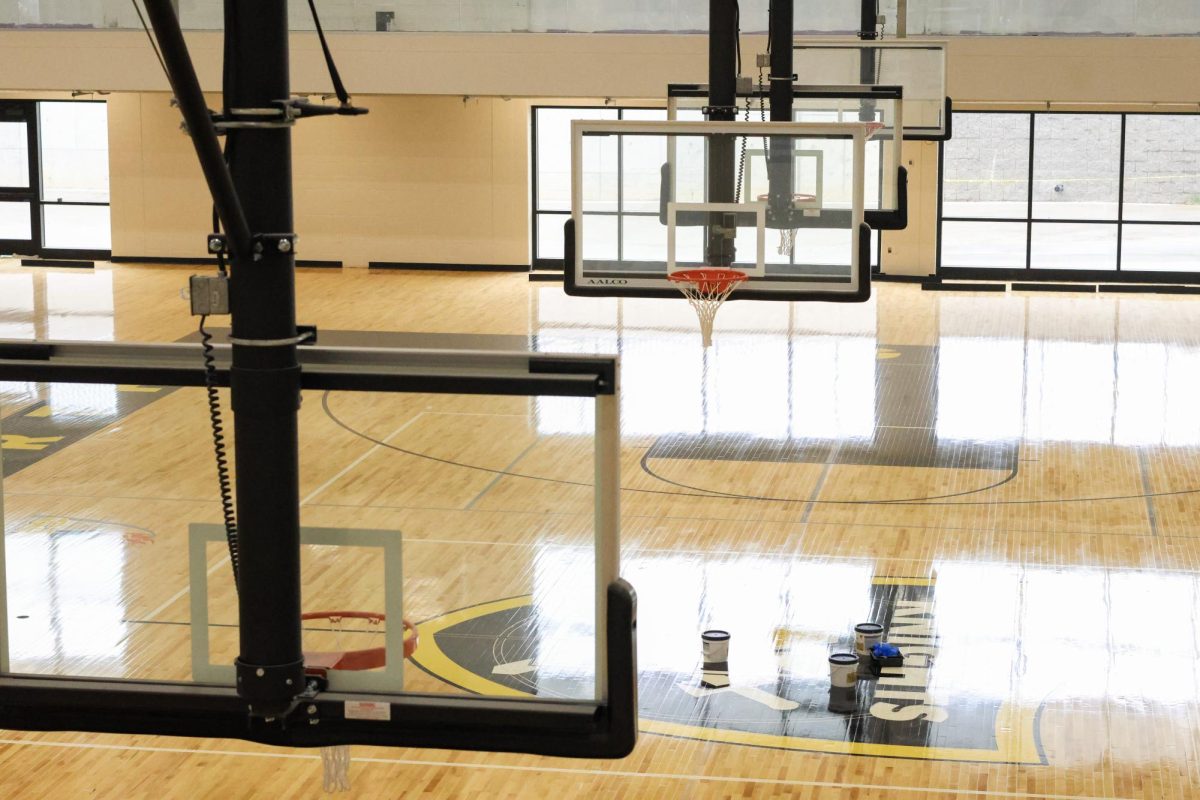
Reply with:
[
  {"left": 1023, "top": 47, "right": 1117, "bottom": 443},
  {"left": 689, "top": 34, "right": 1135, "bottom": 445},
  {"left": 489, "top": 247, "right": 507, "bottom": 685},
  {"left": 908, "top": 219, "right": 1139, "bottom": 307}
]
[{"left": 344, "top": 701, "right": 391, "bottom": 721}]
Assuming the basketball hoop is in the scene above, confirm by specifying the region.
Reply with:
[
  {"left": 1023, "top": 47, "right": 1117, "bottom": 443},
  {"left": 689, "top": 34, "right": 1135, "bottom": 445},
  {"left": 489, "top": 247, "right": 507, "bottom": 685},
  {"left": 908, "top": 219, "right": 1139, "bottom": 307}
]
[
  {"left": 758, "top": 193, "right": 817, "bottom": 257},
  {"left": 302, "top": 611, "right": 418, "bottom": 793},
  {"left": 668, "top": 268, "right": 748, "bottom": 348}
]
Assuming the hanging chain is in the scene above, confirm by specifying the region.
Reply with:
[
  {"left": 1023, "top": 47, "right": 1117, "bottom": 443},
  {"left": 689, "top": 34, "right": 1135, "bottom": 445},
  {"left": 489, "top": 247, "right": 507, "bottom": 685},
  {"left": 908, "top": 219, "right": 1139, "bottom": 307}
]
[
  {"left": 758, "top": 65, "right": 769, "bottom": 169},
  {"left": 736, "top": 65, "right": 773, "bottom": 205},
  {"left": 735, "top": 77, "right": 755, "bottom": 203}
]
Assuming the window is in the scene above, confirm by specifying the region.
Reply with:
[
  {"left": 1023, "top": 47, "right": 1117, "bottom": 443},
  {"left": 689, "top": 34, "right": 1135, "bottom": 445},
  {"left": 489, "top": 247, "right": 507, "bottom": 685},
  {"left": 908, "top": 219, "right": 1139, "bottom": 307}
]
[
  {"left": 1122, "top": 115, "right": 1200, "bottom": 272},
  {"left": 532, "top": 106, "right": 656, "bottom": 270},
  {"left": 939, "top": 111, "right": 1200, "bottom": 278}
]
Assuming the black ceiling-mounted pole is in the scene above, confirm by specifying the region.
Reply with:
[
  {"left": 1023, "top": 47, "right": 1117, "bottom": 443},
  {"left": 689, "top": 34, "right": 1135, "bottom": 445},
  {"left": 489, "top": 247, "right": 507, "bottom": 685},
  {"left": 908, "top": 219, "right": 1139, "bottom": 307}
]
[
  {"left": 767, "top": 0, "right": 795, "bottom": 228},
  {"left": 768, "top": 0, "right": 793, "bottom": 122},
  {"left": 706, "top": 0, "right": 739, "bottom": 124},
  {"left": 221, "top": 0, "right": 306, "bottom": 718},
  {"left": 706, "top": 0, "right": 739, "bottom": 267},
  {"left": 146, "top": 0, "right": 305, "bottom": 718},
  {"left": 860, "top": 0, "right": 880, "bottom": 40},
  {"left": 859, "top": 0, "right": 881, "bottom": 80}
]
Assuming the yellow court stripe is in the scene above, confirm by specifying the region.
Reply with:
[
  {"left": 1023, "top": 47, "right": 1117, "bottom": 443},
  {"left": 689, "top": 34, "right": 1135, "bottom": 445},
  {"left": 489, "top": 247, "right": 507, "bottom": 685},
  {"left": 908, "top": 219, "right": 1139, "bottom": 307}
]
[
  {"left": 24, "top": 405, "right": 52, "bottom": 418},
  {"left": 643, "top": 702, "right": 1042, "bottom": 764}
]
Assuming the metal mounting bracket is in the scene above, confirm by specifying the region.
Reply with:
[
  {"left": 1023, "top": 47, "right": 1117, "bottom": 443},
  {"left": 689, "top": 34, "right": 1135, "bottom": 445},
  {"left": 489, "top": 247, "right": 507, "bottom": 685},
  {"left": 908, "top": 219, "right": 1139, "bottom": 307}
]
[{"left": 251, "top": 233, "right": 297, "bottom": 260}]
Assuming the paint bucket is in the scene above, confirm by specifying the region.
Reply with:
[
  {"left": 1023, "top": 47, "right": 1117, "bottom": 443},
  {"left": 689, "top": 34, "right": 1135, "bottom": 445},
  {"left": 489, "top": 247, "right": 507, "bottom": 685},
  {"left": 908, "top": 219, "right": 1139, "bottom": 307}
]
[
  {"left": 700, "top": 630, "right": 731, "bottom": 689},
  {"left": 854, "top": 622, "right": 884, "bottom": 658},
  {"left": 827, "top": 685, "right": 857, "bottom": 714},
  {"left": 701, "top": 630, "right": 730, "bottom": 666},
  {"left": 828, "top": 652, "right": 859, "bottom": 688}
]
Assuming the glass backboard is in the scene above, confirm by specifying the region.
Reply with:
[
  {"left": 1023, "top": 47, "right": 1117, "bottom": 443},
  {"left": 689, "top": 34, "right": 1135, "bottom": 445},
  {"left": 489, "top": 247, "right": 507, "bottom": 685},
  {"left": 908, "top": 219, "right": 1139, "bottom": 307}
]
[
  {"left": 0, "top": 339, "right": 634, "bottom": 756},
  {"left": 565, "top": 119, "right": 877, "bottom": 301},
  {"left": 792, "top": 40, "right": 949, "bottom": 139},
  {"left": 668, "top": 84, "right": 904, "bottom": 223}
]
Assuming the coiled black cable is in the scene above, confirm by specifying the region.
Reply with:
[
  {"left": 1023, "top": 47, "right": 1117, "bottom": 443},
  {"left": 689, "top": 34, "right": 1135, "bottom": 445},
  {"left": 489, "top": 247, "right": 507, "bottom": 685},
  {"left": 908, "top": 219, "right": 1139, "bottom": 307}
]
[
  {"left": 201, "top": 109, "right": 240, "bottom": 586},
  {"left": 735, "top": 91, "right": 752, "bottom": 202},
  {"left": 199, "top": 315, "right": 239, "bottom": 583},
  {"left": 735, "top": 67, "right": 770, "bottom": 204}
]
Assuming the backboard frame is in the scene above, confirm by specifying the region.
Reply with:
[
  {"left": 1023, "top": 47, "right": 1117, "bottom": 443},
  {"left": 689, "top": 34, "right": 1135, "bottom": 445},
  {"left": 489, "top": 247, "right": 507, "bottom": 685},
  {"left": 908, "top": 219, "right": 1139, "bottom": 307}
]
[
  {"left": 565, "top": 119, "right": 876, "bottom": 303},
  {"left": 0, "top": 340, "right": 636, "bottom": 757},
  {"left": 665, "top": 83, "right": 907, "bottom": 230},
  {"left": 791, "top": 39, "right": 951, "bottom": 141},
  {"left": 190, "top": 524, "right": 406, "bottom": 693},
  {"left": 667, "top": 200, "right": 767, "bottom": 276}
]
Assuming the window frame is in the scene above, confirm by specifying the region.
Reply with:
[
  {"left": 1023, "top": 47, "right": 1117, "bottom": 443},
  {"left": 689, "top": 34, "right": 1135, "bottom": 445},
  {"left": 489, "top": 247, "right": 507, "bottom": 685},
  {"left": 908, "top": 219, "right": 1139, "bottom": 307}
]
[
  {"left": 531, "top": 104, "right": 657, "bottom": 271},
  {"left": 937, "top": 108, "right": 1200, "bottom": 283}
]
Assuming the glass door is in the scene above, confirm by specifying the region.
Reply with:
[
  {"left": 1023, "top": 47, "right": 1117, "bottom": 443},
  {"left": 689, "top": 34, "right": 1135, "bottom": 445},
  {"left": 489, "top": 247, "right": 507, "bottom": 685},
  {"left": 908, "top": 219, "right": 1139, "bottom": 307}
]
[
  {"left": 0, "top": 101, "right": 39, "bottom": 256},
  {"left": 37, "top": 101, "right": 112, "bottom": 256}
]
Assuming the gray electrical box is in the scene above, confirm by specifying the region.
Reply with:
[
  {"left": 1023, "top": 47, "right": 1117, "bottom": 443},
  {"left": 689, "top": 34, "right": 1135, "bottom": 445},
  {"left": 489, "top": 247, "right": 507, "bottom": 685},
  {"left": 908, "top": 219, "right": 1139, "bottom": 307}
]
[{"left": 189, "top": 274, "right": 230, "bottom": 316}]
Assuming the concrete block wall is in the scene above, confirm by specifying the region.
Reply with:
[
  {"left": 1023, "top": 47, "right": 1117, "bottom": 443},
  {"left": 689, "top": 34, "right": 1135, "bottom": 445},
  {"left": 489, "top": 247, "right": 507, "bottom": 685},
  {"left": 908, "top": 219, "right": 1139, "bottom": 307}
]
[
  {"left": 943, "top": 113, "right": 1200, "bottom": 206},
  {"left": 941, "top": 113, "right": 1029, "bottom": 203},
  {"left": 1125, "top": 116, "right": 1200, "bottom": 205}
]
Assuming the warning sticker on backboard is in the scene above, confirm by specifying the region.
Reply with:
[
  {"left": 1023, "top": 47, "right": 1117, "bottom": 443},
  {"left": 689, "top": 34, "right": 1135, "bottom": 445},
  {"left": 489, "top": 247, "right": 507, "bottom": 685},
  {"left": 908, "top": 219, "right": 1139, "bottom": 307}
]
[{"left": 344, "top": 701, "right": 391, "bottom": 721}]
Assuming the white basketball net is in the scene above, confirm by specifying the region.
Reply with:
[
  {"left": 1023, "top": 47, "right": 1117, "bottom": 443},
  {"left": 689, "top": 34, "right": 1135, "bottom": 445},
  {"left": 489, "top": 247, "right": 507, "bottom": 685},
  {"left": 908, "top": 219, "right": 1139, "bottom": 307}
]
[
  {"left": 756, "top": 193, "right": 815, "bottom": 258},
  {"left": 777, "top": 227, "right": 797, "bottom": 257},
  {"left": 669, "top": 269, "right": 747, "bottom": 348},
  {"left": 322, "top": 744, "right": 352, "bottom": 792}
]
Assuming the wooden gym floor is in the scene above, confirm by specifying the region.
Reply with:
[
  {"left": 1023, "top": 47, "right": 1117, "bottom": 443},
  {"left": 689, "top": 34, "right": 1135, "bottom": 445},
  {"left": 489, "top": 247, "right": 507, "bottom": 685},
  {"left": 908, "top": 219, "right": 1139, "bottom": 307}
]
[{"left": 2, "top": 260, "right": 1200, "bottom": 798}]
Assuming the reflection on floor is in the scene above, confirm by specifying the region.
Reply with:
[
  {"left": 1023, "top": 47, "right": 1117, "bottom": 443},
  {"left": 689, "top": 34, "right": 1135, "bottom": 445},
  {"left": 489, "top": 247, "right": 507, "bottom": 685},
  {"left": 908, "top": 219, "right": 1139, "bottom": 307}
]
[{"left": 1, "top": 262, "right": 1200, "bottom": 797}]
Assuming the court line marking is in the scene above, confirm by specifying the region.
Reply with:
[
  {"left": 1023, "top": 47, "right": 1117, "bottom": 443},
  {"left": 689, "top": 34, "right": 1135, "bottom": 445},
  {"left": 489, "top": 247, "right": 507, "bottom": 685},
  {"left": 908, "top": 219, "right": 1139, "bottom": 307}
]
[
  {"left": 1137, "top": 450, "right": 1159, "bottom": 537},
  {"left": 422, "top": 411, "right": 530, "bottom": 418},
  {"left": 433, "top": 538, "right": 1200, "bottom": 575},
  {"left": 5, "top": 488, "right": 1199, "bottom": 553},
  {"left": 135, "top": 412, "right": 428, "bottom": 625},
  {"left": 325, "top": 396, "right": 1191, "bottom": 511},
  {"left": 11, "top": 504, "right": 1189, "bottom": 578},
  {"left": 304, "top": 498, "right": 1199, "bottom": 543},
  {"left": 464, "top": 439, "right": 541, "bottom": 511},
  {"left": 799, "top": 439, "right": 842, "bottom": 525},
  {"left": 138, "top": 555, "right": 229, "bottom": 624},
  {"left": 0, "top": 738, "right": 1138, "bottom": 799},
  {"left": 301, "top": 412, "right": 426, "bottom": 506}
]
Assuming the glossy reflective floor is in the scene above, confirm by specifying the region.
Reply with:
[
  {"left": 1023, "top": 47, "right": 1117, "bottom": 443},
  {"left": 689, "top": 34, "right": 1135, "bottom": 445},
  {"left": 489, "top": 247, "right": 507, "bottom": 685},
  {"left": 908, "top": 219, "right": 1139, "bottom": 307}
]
[{"left": 2, "top": 259, "right": 1200, "bottom": 798}]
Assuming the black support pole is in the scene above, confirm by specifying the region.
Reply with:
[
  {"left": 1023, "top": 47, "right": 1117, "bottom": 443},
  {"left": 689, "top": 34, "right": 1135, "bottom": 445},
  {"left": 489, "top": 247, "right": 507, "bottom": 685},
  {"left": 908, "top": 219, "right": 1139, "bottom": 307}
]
[
  {"left": 859, "top": 0, "right": 880, "bottom": 126},
  {"left": 860, "top": 0, "right": 880, "bottom": 41},
  {"left": 859, "top": 0, "right": 880, "bottom": 84},
  {"left": 767, "top": 0, "right": 793, "bottom": 122},
  {"left": 707, "top": 0, "right": 739, "bottom": 266},
  {"left": 767, "top": 0, "right": 795, "bottom": 230},
  {"left": 224, "top": 0, "right": 305, "bottom": 717},
  {"left": 707, "top": 0, "right": 738, "bottom": 123}
]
